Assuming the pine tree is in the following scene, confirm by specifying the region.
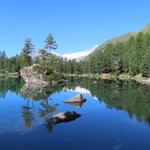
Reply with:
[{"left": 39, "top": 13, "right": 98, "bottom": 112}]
[
  {"left": 141, "top": 48, "right": 150, "bottom": 77},
  {"left": 22, "top": 38, "right": 34, "bottom": 66},
  {"left": 44, "top": 33, "right": 57, "bottom": 53}
]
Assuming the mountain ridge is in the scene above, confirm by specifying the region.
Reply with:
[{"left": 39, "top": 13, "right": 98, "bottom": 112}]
[{"left": 84, "top": 23, "right": 150, "bottom": 60}]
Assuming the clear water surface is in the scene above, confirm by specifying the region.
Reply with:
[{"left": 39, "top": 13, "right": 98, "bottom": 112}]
[{"left": 0, "top": 77, "right": 150, "bottom": 150}]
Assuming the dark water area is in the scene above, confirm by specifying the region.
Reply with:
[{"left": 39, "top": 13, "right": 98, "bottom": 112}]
[{"left": 0, "top": 77, "right": 150, "bottom": 150}]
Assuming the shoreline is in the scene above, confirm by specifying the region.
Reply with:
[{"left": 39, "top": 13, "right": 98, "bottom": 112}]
[
  {"left": 1, "top": 72, "right": 150, "bottom": 86},
  {"left": 63, "top": 73, "right": 150, "bottom": 85}
]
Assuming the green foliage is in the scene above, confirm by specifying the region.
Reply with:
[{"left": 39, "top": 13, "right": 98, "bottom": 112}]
[
  {"left": 22, "top": 38, "right": 34, "bottom": 66},
  {"left": 33, "top": 64, "right": 62, "bottom": 82},
  {"left": 80, "top": 31, "right": 150, "bottom": 77},
  {"left": 140, "top": 48, "right": 150, "bottom": 77},
  {"left": 0, "top": 51, "right": 25, "bottom": 73},
  {"left": 44, "top": 33, "right": 57, "bottom": 53},
  {"left": 1, "top": 29, "right": 150, "bottom": 79}
]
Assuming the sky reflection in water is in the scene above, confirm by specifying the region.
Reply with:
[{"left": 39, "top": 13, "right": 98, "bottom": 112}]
[{"left": 0, "top": 77, "right": 150, "bottom": 150}]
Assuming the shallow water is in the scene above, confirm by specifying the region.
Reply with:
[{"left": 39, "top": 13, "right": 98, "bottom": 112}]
[{"left": 0, "top": 77, "right": 150, "bottom": 150}]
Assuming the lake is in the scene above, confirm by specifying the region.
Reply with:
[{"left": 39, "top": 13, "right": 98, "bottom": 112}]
[{"left": 0, "top": 77, "right": 150, "bottom": 150}]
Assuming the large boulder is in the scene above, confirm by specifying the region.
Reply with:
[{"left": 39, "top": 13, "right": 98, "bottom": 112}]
[
  {"left": 20, "top": 64, "right": 63, "bottom": 85},
  {"left": 51, "top": 111, "right": 81, "bottom": 124},
  {"left": 44, "top": 111, "right": 81, "bottom": 133},
  {"left": 20, "top": 64, "right": 48, "bottom": 85}
]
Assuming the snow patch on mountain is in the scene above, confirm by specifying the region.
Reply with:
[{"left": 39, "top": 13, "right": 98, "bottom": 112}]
[
  {"left": 61, "top": 45, "right": 98, "bottom": 61},
  {"left": 33, "top": 45, "right": 98, "bottom": 62}
]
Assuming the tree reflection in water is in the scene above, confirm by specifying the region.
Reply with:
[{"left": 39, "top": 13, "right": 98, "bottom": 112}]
[
  {"left": 39, "top": 100, "right": 58, "bottom": 133},
  {"left": 22, "top": 100, "right": 35, "bottom": 128},
  {"left": 1, "top": 77, "right": 150, "bottom": 130}
]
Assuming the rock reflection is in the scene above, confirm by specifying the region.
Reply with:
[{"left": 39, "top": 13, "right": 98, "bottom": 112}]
[
  {"left": 20, "top": 82, "right": 81, "bottom": 133},
  {"left": 20, "top": 83, "right": 63, "bottom": 101},
  {"left": 1, "top": 77, "right": 150, "bottom": 131},
  {"left": 38, "top": 101, "right": 58, "bottom": 133},
  {"left": 64, "top": 102, "right": 85, "bottom": 108}
]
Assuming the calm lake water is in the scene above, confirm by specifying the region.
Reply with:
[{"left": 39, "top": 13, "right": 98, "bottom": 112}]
[{"left": 0, "top": 77, "right": 150, "bottom": 150}]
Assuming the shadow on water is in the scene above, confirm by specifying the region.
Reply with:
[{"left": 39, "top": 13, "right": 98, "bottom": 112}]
[{"left": 1, "top": 76, "right": 150, "bottom": 131}]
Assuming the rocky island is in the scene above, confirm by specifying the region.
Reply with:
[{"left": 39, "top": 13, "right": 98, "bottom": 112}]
[{"left": 20, "top": 64, "right": 63, "bottom": 86}]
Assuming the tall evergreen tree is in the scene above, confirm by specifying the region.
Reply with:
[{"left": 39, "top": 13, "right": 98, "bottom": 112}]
[
  {"left": 44, "top": 33, "right": 57, "bottom": 53},
  {"left": 22, "top": 38, "right": 34, "bottom": 66},
  {"left": 141, "top": 48, "right": 150, "bottom": 77}
]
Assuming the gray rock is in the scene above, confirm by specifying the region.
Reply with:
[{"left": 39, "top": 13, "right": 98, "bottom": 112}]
[
  {"left": 20, "top": 64, "right": 48, "bottom": 85},
  {"left": 51, "top": 111, "right": 81, "bottom": 124}
]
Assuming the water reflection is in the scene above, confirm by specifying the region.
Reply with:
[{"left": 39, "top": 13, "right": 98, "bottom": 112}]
[
  {"left": 0, "top": 77, "right": 24, "bottom": 98},
  {"left": 39, "top": 101, "right": 58, "bottom": 133},
  {"left": 1, "top": 77, "right": 150, "bottom": 129},
  {"left": 64, "top": 101, "right": 85, "bottom": 108},
  {"left": 20, "top": 81, "right": 84, "bottom": 132},
  {"left": 22, "top": 100, "right": 35, "bottom": 128},
  {"left": 73, "top": 77, "right": 150, "bottom": 125},
  {"left": 21, "top": 83, "right": 63, "bottom": 101}
]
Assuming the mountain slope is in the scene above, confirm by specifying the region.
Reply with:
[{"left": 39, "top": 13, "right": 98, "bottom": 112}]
[
  {"left": 61, "top": 45, "right": 97, "bottom": 61},
  {"left": 85, "top": 23, "right": 150, "bottom": 60}
]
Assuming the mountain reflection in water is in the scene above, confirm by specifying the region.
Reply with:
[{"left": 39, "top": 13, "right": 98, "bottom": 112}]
[
  {"left": 0, "top": 77, "right": 150, "bottom": 129},
  {"left": 1, "top": 77, "right": 150, "bottom": 149}
]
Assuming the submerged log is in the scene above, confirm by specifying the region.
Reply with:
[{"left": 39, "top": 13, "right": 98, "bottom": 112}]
[
  {"left": 51, "top": 111, "right": 81, "bottom": 124},
  {"left": 64, "top": 94, "right": 86, "bottom": 103}
]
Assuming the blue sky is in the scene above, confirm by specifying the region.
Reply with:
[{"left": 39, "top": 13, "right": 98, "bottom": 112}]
[{"left": 0, "top": 0, "right": 150, "bottom": 56}]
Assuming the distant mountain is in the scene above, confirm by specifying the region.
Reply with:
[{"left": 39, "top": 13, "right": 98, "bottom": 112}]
[
  {"left": 59, "top": 23, "right": 150, "bottom": 62},
  {"left": 32, "top": 45, "right": 97, "bottom": 62},
  {"left": 61, "top": 45, "right": 98, "bottom": 61},
  {"left": 85, "top": 23, "right": 150, "bottom": 60},
  {"left": 33, "top": 23, "right": 150, "bottom": 62}
]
